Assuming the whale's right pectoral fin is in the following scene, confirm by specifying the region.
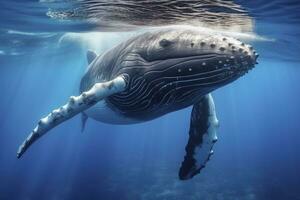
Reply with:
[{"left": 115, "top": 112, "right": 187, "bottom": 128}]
[
  {"left": 179, "top": 93, "right": 219, "bottom": 180},
  {"left": 17, "top": 75, "right": 127, "bottom": 158}
]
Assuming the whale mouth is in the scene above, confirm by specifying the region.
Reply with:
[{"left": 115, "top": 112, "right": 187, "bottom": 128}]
[
  {"left": 137, "top": 44, "right": 258, "bottom": 82},
  {"left": 139, "top": 51, "right": 257, "bottom": 83},
  {"left": 120, "top": 32, "right": 259, "bottom": 93},
  {"left": 161, "top": 52, "right": 256, "bottom": 78},
  {"left": 135, "top": 53, "right": 255, "bottom": 89}
]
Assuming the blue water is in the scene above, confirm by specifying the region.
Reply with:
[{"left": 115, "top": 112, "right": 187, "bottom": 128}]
[{"left": 1, "top": 1, "right": 300, "bottom": 200}]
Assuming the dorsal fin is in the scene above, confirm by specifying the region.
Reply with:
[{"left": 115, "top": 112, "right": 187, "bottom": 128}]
[{"left": 87, "top": 50, "right": 97, "bottom": 64}]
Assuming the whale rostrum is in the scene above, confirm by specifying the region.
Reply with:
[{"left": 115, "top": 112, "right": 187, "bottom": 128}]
[{"left": 17, "top": 75, "right": 127, "bottom": 158}]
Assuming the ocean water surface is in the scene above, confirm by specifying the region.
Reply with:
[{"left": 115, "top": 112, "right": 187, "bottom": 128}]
[{"left": 0, "top": 1, "right": 300, "bottom": 200}]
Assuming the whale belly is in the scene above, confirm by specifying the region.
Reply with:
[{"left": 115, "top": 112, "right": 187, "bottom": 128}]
[{"left": 84, "top": 100, "right": 142, "bottom": 124}]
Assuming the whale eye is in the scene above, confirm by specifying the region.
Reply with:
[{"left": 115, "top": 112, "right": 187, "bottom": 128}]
[{"left": 159, "top": 39, "right": 172, "bottom": 47}]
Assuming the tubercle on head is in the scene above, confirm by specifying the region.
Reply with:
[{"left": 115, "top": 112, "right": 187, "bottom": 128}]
[{"left": 189, "top": 36, "right": 258, "bottom": 65}]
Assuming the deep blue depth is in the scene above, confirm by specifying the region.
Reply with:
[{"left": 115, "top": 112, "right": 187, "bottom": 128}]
[{"left": 0, "top": 1, "right": 300, "bottom": 200}]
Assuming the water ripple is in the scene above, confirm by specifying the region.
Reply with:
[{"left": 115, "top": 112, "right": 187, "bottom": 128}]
[
  {"left": 0, "top": 0, "right": 299, "bottom": 62},
  {"left": 47, "top": 0, "right": 253, "bottom": 32}
]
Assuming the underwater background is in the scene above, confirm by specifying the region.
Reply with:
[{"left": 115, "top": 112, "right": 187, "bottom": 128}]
[{"left": 0, "top": 0, "right": 300, "bottom": 199}]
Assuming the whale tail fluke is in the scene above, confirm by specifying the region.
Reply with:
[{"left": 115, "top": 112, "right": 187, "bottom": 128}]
[{"left": 17, "top": 75, "right": 127, "bottom": 158}]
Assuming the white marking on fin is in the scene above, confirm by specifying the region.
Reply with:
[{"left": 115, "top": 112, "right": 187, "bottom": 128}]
[
  {"left": 193, "top": 94, "right": 218, "bottom": 177},
  {"left": 179, "top": 93, "right": 219, "bottom": 180},
  {"left": 17, "top": 75, "right": 127, "bottom": 158}
]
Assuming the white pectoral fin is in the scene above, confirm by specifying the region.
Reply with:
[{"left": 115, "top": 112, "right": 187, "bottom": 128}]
[
  {"left": 179, "top": 93, "right": 219, "bottom": 180},
  {"left": 17, "top": 75, "right": 127, "bottom": 158}
]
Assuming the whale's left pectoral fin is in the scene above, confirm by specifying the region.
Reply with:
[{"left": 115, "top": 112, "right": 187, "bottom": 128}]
[
  {"left": 179, "top": 93, "right": 219, "bottom": 180},
  {"left": 17, "top": 75, "right": 127, "bottom": 158}
]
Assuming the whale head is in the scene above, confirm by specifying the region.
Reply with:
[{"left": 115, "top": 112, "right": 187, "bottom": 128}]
[
  {"left": 119, "top": 29, "right": 258, "bottom": 94},
  {"left": 107, "top": 28, "right": 259, "bottom": 118}
]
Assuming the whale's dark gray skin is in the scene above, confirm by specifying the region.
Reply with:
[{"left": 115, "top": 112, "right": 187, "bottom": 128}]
[
  {"left": 80, "top": 29, "right": 257, "bottom": 123},
  {"left": 17, "top": 28, "right": 258, "bottom": 180}
]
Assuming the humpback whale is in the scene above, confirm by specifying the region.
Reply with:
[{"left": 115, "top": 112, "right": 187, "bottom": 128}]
[{"left": 17, "top": 28, "right": 258, "bottom": 180}]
